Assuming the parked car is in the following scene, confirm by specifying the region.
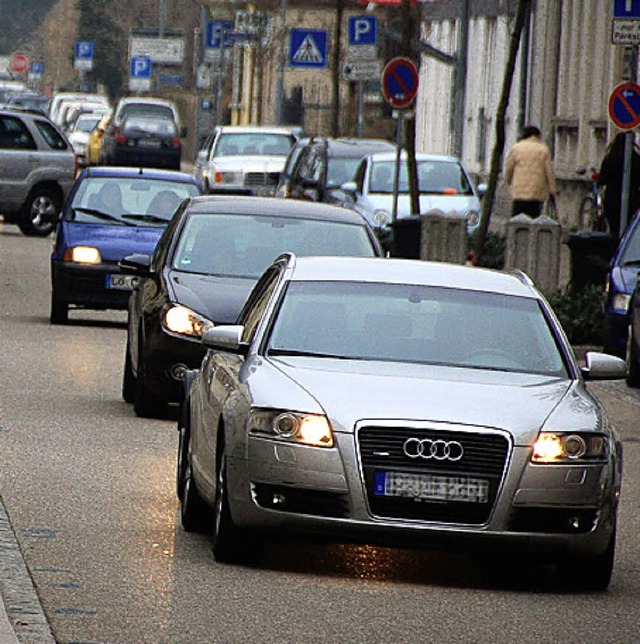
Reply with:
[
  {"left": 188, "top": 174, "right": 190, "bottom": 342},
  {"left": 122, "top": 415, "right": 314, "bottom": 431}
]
[
  {"left": 0, "top": 107, "right": 76, "bottom": 236},
  {"left": 603, "top": 214, "right": 640, "bottom": 357},
  {"left": 179, "top": 254, "right": 625, "bottom": 591},
  {"left": 48, "top": 92, "right": 110, "bottom": 128},
  {"left": 100, "top": 114, "right": 182, "bottom": 170},
  {"left": 194, "top": 125, "right": 302, "bottom": 195},
  {"left": 3, "top": 93, "right": 50, "bottom": 114},
  {"left": 119, "top": 196, "right": 382, "bottom": 418},
  {"left": 275, "top": 137, "right": 396, "bottom": 204},
  {"left": 343, "top": 151, "right": 484, "bottom": 238},
  {"left": 66, "top": 112, "right": 102, "bottom": 167},
  {"left": 49, "top": 166, "right": 202, "bottom": 324}
]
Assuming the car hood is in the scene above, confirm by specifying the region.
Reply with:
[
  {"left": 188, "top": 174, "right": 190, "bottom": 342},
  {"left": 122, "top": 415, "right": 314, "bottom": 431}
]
[
  {"left": 257, "top": 357, "right": 595, "bottom": 445},
  {"left": 366, "top": 193, "right": 480, "bottom": 216},
  {"left": 167, "top": 270, "right": 256, "bottom": 325},
  {"left": 209, "top": 156, "right": 288, "bottom": 173},
  {"left": 63, "top": 223, "right": 164, "bottom": 262}
]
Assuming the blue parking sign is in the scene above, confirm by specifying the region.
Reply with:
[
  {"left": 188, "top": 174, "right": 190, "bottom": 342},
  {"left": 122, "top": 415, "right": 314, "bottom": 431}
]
[
  {"left": 348, "top": 16, "right": 377, "bottom": 46},
  {"left": 75, "top": 41, "right": 94, "bottom": 60},
  {"left": 130, "top": 57, "right": 152, "bottom": 78},
  {"left": 206, "top": 21, "right": 233, "bottom": 49},
  {"left": 614, "top": 0, "right": 640, "bottom": 18}
]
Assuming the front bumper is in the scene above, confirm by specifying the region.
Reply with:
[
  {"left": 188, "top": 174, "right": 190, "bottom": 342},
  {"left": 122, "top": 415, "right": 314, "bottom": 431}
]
[
  {"left": 51, "top": 260, "right": 133, "bottom": 310},
  {"left": 227, "top": 432, "right": 618, "bottom": 558}
]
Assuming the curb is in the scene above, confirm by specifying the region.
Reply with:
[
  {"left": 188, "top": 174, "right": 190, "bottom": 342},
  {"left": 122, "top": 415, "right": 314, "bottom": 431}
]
[{"left": 0, "top": 498, "right": 56, "bottom": 643}]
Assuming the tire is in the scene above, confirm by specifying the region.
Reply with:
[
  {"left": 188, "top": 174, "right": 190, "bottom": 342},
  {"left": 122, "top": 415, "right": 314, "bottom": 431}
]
[
  {"left": 122, "top": 341, "right": 136, "bottom": 403},
  {"left": 176, "top": 401, "right": 190, "bottom": 500},
  {"left": 49, "top": 290, "right": 69, "bottom": 325},
  {"left": 180, "top": 466, "right": 210, "bottom": 533},
  {"left": 133, "top": 338, "right": 166, "bottom": 418},
  {"left": 626, "top": 330, "right": 640, "bottom": 387},
  {"left": 556, "top": 528, "right": 616, "bottom": 592},
  {"left": 18, "top": 187, "right": 60, "bottom": 237},
  {"left": 212, "top": 446, "right": 261, "bottom": 565}
]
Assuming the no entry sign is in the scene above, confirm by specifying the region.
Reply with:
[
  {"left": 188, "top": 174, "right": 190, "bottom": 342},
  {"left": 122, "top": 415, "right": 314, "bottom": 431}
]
[
  {"left": 608, "top": 82, "right": 640, "bottom": 130},
  {"left": 381, "top": 57, "right": 419, "bottom": 109}
]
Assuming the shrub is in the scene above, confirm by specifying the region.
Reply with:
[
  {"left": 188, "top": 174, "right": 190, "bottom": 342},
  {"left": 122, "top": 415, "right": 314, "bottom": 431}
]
[
  {"left": 467, "top": 231, "right": 505, "bottom": 269},
  {"left": 547, "top": 284, "right": 605, "bottom": 345}
]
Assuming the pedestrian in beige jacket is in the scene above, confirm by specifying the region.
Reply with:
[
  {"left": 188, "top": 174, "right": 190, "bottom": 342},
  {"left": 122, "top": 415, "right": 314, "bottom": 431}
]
[{"left": 505, "top": 125, "right": 556, "bottom": 218}]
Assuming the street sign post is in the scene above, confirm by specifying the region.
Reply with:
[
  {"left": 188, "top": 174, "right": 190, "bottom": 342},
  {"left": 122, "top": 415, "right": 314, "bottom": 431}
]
[
  {"left": 129, "top": 56, "right": 152, "bottom": 92},
  {"left": 381, "top": 57, "right": 419, "bottom": 109},
  {"left": 289, "top": 29, "right": 328, "bottom": 69},
  {"left": 74, "top": 41, "right": 94, "bottom": 71}
]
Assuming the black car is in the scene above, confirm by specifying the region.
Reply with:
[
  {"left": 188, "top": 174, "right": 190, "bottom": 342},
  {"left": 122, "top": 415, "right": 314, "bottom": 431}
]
[
  {"left": 275, "top": 137, "right": 396, "bottom": 204},
  {"left": 120, "top": 196, "right": 383, "bottom": 418},
  {"left": 100, "top": 114, "right": 182, "bottom": 170}
]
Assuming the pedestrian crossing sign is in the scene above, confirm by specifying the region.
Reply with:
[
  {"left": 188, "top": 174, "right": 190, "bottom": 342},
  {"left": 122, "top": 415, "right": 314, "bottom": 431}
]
[{"left": 289, "top": 29, "right": 328, "bottom": 68}]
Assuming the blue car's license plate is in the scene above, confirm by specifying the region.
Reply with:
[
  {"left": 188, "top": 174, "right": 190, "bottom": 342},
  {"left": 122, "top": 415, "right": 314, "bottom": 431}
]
[
  {"left": 374, "top": 471, "right": 489, "bottom": 503},
  {"left": 106, "top": 274, "right": 135, "bottom": 290}
]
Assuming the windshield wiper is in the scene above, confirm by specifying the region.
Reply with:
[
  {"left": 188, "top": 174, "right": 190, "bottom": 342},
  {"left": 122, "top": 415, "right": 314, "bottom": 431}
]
[
  {"left": 122, "top": 213, "right": 169, "bottom": 225},
  {"left": 72, "top": 207, "right": 136, "bottom": 226},
  {"left": 268, "top": 348, "right": 353, "bottom": 360}
]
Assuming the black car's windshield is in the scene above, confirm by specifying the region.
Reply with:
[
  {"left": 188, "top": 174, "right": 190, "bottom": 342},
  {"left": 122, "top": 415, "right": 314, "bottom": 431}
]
[
  {"left": 172, "top": 213, "right": 376, "bottom": 278},
  {"left": 67, "top": 177, "right": 200, "bottom": 226},
  {"left": 267, "top": 281, "right": 568, "bottom": 377},
  {"left": 368, "top": 159, "right": 473, "bottom": 195}
]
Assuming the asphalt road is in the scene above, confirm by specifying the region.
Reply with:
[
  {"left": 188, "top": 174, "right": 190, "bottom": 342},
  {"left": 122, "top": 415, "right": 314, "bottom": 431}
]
[{"left": 0, "top": 222, "right": 639, "bottom": 644}]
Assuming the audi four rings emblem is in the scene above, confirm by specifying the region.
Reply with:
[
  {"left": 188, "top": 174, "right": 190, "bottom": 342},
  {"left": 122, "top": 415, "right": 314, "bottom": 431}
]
[{"left": 403, "top": 438, "right": 464, "bottom": 461}]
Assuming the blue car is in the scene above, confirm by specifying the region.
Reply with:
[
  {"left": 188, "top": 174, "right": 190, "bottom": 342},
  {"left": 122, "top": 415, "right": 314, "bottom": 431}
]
[
  {"left": 50, "top": 166, "right": 202, "bottom": 324},
  {"left": 603, "top": 214, "right": 640, "bottom": 357}
]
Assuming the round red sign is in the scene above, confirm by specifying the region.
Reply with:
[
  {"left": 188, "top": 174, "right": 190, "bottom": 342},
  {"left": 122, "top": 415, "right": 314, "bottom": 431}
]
[
  {"left": 9, "top": 53, "right": 29, "bottom": 75},
  {"left": 381, "top": 57, "right": 419, "bottom": 109}
]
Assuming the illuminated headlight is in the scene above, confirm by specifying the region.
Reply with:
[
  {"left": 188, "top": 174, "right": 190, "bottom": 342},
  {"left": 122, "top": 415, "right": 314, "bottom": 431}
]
[
  {"left": 372, "top": 209, "right": 391, "bottom": 227},
  {"left": 63, "top": 246, "right": 101, "bottom": 264},
  {"left": 467, "top": 209, "right": 480, "bottom": 228},
  {"left": 162, "top": 304, "right": 214, "bottom": 339},
  {"left": 248, "top": 408, "right": 334, "bottom": 448},
  {"left": 531, "top": 432, "right": 608, "bottom": 463},
  {"left": 611, "top": 293, "right": 631, "bottom": 313}
]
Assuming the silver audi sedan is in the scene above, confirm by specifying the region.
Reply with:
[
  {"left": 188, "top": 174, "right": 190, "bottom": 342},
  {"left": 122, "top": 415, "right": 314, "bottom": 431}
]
[{"left": 178, "top": 255, "right": 626, "bottom": 590}]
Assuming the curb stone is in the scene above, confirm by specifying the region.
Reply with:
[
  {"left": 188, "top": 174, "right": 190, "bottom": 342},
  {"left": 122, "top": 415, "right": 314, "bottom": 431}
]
[{"left": 0, "top": 497, "right": 55, "bottom": 643}]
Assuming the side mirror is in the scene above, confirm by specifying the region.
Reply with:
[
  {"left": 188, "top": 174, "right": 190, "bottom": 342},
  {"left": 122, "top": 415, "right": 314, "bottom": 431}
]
[
  {"left": 202, "top": 325, "right": 247, "bottom": 354},
  {"left": 580, "top": 351, "right": 627, "bottom": 380},
  {"left": 119, "top": 253, "right": 153, "bottom": 277},
  {"left": 476, "top": 182, "right": 488, "bottom": 197},
  {"left": 341, "top": 181, "right": 357, "bottom": 194},
  {"left": 196, "top": 150, "right": 207, "bottom": 164}
]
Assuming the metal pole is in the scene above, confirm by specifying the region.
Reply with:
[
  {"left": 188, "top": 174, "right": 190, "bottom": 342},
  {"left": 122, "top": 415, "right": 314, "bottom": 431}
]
[
  {"left": 357, "top": 81, "right": 364, "bottom": 138},
  {"left": 392, "top": 111, "right": 404, "bottom": 224},
  {"left": 621, "top": 48, "right": 638, "bottom": 237},
  {"left": 157, "top": 0, "right": 166, "bottom": 92},
  {"left": 275, "top": 0, "right": 287, "bottom": 124}
]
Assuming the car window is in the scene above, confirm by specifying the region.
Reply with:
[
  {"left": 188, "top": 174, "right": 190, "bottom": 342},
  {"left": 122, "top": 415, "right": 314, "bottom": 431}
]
[
  {"left": 326, "top": 157, "right": 362, "bottom": 188},
  {"left": 122, "top": 117, "right": 178, "bottom": 136},
  {"left": 0, "top": 115, "right": 36, "bottom": 150},
  {"left": 34, "top": 120, "right": 69, "bottom": 150},
  {"left": 368, "top": 160, "right": 473, "bottom": 195},
  {"left": 352, "top": 161, "right": 366, "bottom": 191},
  {"left": 74, "top": 117, "right": 100, "bottom": 133},
  {"left": 267, "top": 281, "right": 568, "bottom": 377},
  {"left": 120, "top": 103, "right": 175, "bottom": 122},
  {"left": 238, "top": 268, "right": 282, "bottom": 343},
  {"left": 67, "top": 177, "right": 199, "bottom": 225},
  {"left": 172, "top": 213, "right": 376, "bottom": 278},
  {"left": 215, "top": 133, "right": 295, "bottom": 156}
]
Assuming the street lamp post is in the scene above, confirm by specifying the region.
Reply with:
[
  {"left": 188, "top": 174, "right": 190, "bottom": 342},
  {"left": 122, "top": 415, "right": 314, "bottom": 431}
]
[{"left": 275, "top": 0, "right": 287, "bottom": 124}]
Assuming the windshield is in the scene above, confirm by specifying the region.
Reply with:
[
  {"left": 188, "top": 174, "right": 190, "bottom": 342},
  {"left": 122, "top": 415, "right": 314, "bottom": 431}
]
[
  {"left": 67, "top": 177, "right": 200, "bottom": 225},
  {"left": 215, "top": 133, "right": 294, "bottom": 157},
  {"left": 172, "top": 213, "right": 376, "bottom": 278},
  {"left": 267, "top": 281, "right": 568, "bottom": 377},
  {"left": 368, "top": 159, "right": 473, "bottom": 195},
  {"left": 75, "top": 118, "right": 100, "bottom": 133},
  {"left": 120, "top": 104, "right": 175, "bottom": 122}
]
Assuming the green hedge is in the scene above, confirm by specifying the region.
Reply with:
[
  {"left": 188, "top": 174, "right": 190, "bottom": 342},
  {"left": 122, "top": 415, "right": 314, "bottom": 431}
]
[{"left": 547, "top": 285, "right": 605, "bottom": 346}]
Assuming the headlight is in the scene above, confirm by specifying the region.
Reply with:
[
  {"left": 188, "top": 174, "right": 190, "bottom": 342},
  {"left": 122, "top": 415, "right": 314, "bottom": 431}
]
[
  {"left": 531, "top": 432, "right": 608, "bottom": 463},
  {"left": 248, "top": 408, "right": 334, "bottom": 448},
  {"left": 611, "top": 293, "right": 631, "bottom": 313},
  {"left": 63, "top": 246, "right": 101, "bottom": 264},
  {"left": 372, "top": 209, "right": 391, "bottom": 227},
  {"left": 214, "top": 171, "right": 243, "bottom": 185},
  {"left": 162, "top": 304, "right": 214, "bottom": 339},
  {"left": 467, "top": 209, "right": 480, "bottom": 228}
]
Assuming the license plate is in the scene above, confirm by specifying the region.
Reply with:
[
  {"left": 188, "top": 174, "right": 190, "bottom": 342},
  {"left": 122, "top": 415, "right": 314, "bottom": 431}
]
[
  {"left": 106, "top": 274, "right": 135, "bottom": 290},
  {"left": 137, "top": 139, "right": 161, "bottom": 148},
  {"left": 374, "top": 471, "right": 489, "bottom": 504}
]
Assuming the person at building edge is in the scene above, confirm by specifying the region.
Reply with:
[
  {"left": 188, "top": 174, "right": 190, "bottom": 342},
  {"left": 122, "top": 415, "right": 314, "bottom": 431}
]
[{"left": 505, "top": 125, "right": 556, "bottom": 218}]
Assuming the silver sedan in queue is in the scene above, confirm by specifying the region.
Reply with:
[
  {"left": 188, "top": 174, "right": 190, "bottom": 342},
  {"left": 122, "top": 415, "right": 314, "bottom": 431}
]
[{"left": 178, "top": 255, "right": 626, "bottom": 591}]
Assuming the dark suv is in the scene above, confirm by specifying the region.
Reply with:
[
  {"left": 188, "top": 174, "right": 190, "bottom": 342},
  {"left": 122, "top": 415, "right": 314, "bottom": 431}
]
[
  {"left": 275, "top": 137, "right": 395, "bottom": 205},
  {"left": 0, "top": 108, "right": 76, "bottom": 236}
]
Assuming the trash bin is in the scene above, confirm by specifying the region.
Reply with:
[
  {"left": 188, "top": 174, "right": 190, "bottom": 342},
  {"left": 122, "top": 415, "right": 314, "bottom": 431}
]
[
  {"left": 565, "top": 232, "right": 617, "bottom": 292},
  {"left": 390, "top": 217, "right": 421, "bottom": 259}
]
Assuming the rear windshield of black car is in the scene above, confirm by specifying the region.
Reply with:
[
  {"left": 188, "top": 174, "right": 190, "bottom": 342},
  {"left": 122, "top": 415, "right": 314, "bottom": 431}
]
[{"left": 122, "top": 117, "right": 178, "bottom": 137}]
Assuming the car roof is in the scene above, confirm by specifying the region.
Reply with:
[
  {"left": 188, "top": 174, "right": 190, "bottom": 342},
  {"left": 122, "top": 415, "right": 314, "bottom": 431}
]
[
  {"left": 285, "top": 256, "right": 538, "bottom": 297},
  {"left": 215, "top": 125, "right": 301, "bottom": 136},
  {"left": 313, "top": 138, "right": 396, "bottom": 157},
  {"left": 186, "top": 195, "right": 370, "bottom": 225},
  {"left": 117, "top": 97, "right": 176, "bottom": 107},
  {"left": 81, "top": 166, "right": 200, "bottom": 184},
  {"left": 365, "top": 151, "right": 461, "bottom": 163}
]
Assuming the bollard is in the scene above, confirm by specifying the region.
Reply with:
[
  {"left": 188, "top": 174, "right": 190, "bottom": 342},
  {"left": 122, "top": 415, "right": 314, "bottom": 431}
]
[
  {"left": 505, "top": 214, "right": 562, "bottom": 294},
  {"left": 420, "top": 209, "right": 468, "bottom": 264}
]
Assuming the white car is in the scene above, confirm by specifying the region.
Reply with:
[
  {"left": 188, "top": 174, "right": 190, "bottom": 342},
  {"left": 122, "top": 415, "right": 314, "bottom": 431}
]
[
  {"left": 194, "top": 125, "right": 302, "bottom": 195},
  {"left": 66, "top": 112, "right": 102, "bottom": 166},
  {"left": 343, "top": 151, "right": 485, "bottom": 235}
]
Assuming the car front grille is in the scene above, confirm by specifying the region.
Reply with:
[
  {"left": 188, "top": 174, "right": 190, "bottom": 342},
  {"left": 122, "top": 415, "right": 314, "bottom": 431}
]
[
  {"left": 245, "top": 172, "right": 280, "bottom": 187},
  {"left": 357, "top": 425, "right": 510, "bottom": 525}
]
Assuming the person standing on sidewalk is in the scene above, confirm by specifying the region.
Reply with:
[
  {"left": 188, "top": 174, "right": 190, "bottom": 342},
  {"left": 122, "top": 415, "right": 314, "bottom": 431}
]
[{"left": 505, "top": 125, "right": 556, "bottom": 218}]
